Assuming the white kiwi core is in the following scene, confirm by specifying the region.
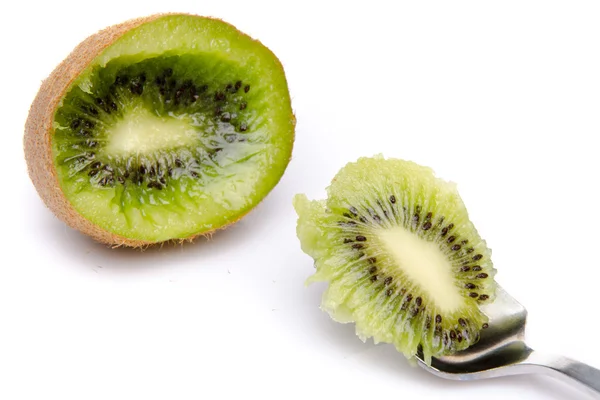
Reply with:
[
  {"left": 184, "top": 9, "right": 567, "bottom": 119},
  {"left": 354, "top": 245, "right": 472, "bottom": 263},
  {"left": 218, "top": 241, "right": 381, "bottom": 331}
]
[
  {"left": 378, "top": 227, "right": 464, "bottom": 312},
  {"left": 104, "top": 105, "right": 197, "bottom": 156}
]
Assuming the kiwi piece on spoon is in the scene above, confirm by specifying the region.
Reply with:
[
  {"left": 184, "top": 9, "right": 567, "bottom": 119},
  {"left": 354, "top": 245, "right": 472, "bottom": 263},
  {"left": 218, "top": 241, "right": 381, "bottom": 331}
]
[
  {"left": 24, "top": 13, "right": 295, "bottom": 247},
  {"left": 294, "top": 155, "right": 497, "bottom": 364}
]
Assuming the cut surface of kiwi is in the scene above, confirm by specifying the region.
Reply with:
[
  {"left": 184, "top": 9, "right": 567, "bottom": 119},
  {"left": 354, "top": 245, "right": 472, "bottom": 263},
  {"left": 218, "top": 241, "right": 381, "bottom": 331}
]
[
  {"left": 294, "top": 156, "right": 497, "bottom": 364},
  {"left": 25, "top": 14, "right": 295, "bottom": 246}
]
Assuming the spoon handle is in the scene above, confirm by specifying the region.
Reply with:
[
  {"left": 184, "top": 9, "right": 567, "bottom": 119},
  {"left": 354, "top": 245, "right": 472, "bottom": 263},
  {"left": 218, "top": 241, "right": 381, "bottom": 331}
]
[{"left": 523, "top": 351, "right": 600, "bottom": 399}]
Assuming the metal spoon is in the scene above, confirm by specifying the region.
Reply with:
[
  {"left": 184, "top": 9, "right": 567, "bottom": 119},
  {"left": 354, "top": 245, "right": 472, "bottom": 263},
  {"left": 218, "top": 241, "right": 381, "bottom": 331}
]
[{"left": 416, "top": 284, "right": 600, "bottom": 398}]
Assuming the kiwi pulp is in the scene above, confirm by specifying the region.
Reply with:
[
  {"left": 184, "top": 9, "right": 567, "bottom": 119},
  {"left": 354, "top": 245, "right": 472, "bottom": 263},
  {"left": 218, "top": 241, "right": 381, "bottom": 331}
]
[
  {"left": 25, "top": 14, "right": 295, "bottom": 246},
  {"left": 294, "top": 156, "right": 497, "bottom": 364}
]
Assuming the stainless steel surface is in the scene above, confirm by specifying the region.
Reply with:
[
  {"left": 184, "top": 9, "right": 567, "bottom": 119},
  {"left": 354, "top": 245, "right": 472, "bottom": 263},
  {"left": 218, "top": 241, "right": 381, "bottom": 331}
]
[{"left": 416, "top": 285, "right": 600, "bottom": 398}]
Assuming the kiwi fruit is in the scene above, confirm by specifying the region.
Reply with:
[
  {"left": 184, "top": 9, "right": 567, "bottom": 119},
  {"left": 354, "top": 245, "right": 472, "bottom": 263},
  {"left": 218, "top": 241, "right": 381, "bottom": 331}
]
[
  {"left": 24, "top": 13, "right": 295, "bottom": 247},
  {"left": 293, "top": 155, "right": 497, "bottom": 364}
]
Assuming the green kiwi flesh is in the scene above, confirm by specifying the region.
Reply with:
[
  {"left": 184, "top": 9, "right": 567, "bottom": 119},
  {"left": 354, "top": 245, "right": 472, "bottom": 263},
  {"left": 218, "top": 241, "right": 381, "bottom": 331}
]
[
  {"left": 51, "top": 15, "right": 294, "bottom": 243},
  {"left": 294, "top": 156, "right": 497, "bottom": 364}
]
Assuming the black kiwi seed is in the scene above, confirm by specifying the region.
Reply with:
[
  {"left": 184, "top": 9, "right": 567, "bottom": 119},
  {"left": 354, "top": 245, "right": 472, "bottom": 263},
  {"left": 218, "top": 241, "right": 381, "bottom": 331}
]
[
  {"left": 405, "top": 294, "right": 413, "bottom": 303},
  {"left": 435, "top": 315, "right": 442, "bottom": 324},
  {"left": 477, "top": 273, "right": 488, "bottom": 279},
  {"left": 88, "top": 170, "right": 99, "bottom": 177},
  {"left": 457, "top": 332, "right": 463, "bottom": 342},
  {"left": 175, "top": 159, "right": 184, "bottom": 168},
  {"left": 70, "top": 119, "right": 81, "bottom": 129},
  {"left": 385, "top": 288, "right": 393, "bottom": 296},
  {"left": 451, "top": 244, "right": 461, "bottom": 251},
  {"left": 189, "top": 87, "right": 198, "bottom": 101},
  {"left": 368, "top": 257, "right": 377, "bottom": 264},
  {"left": 348, "top": 206, "right": 358, "bottom": 215},
  {"left": 479, "top": 294, "right": 489, "bottom": 301},
  {"left": 389, "top": 195, "right": 396, "bottom": 204},
  {"left": 359, "top": 216, "right": 367, "bottom": 223},
  {"left": 384, "top": 276, "right": 392, "bottom": 285},
  {"left": 175, "top": 87, "right": 185, "bottom": 100},
  {"left": 450, "top": 331, "right": 457, "bottom": 340},
  {"left": 239, "top": 102, "right": 247, "bottom": 110},
  {"left": 467, "top": 247, "right": 474, "bottom": 253},
  {"left": 465, "top": 283, "right": 476, "bottom": 289},
  {"left": 370, "top": 275, "right": 378, "bottom": 282},
  {"left": 221, "top": 112, "right": 231, "bottom": 122},
  {"left": 352, "top": 244, "right": 363, "bottom": 249},
  {"left": 447, "top": 236, "right": 456, "bottom": 243},
  {"left": 115, "top": 75, "right": 129, "bottom": 85},
  {"left": 356, "top": 235, "right": 366, "bottom": 241},
  {"left": 369, "top": 266, "right": 377, "bottom": 274},
  {"left": 415, "top": 297, "right": 422, "bottom": 306},
  {"left": 139, "top": 165, "right": 146, "bottom": 175},
  {"left": 461, "top": 266, "right": 471, "bottom": 272},
  {"left": 235, "top": 80, "right": 242, "bottom": 90},
  {"left": 422, "top": 222, "right": 432, "bottom": 230},
  {"left": 226, "top": 83, "right": 233, "bottom": 91},
  {"left": 472, "top": 266, "right": 482, "bottom": 271},
  {"left": 90, "top": 161, "right": 102, "bottom": 169},
  {"left": 473, "top": 254, "right": 483, "bottom": 261},
  {"left": 441, "top": 227, "right": 449, "bottom": 236},
  {"left": 412, "top": 214, "right": 420, "bottom": 223},
  {"left": 469, "top": 292, "right": 479, "bottom": 298},
  {"left": 215, "top": 92, "right": 226, "bottom": 101},
  {"left": 482, "top": 323, "right": 489, "bottom": 329},
  {"left": 147, "top": 182, "right": 162, "bottom": 190},
  {"left": 343, "top": 238, "right": 353, "bottom": 243},
  {"left": 239, "top": 122, "right": 248, "bottom": 132},
  {"left": 99, "top": 176, "right": 113, "bottom": 186},
  {"left": 244, "top": 84, "right": 250, "bottom": 93},
  {"left": 130, "top": 80, "right": 143, "bottom": 95},
  {"left": 459, "top": 318, "right": 467, "bottom": 327},
  {"left": 343, "top": 213, "right": 352, "bottom": 218}
]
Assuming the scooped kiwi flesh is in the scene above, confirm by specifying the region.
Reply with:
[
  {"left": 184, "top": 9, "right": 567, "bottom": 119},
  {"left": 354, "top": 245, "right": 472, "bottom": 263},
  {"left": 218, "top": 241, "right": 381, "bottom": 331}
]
[
  {"left": 52, "top": 16, "right": 294, "bottom": 243},
  {"left": 294, "top": 156, "right": 497, "bottom": 364}
]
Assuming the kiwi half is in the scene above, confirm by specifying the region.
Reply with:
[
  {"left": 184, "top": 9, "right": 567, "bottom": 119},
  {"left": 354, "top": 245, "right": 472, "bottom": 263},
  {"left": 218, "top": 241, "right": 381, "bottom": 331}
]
[
  {"left": 24, "top": 14, "right": 295, "bottom": 247},
  {"left": 294, "top": 155, "right": 497, "bottom": 364}
]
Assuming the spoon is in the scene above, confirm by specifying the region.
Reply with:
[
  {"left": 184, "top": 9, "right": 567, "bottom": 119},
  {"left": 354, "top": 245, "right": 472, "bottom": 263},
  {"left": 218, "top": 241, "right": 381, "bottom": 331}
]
[{"left": 416, "top": 284, "right": 600, "bottom": 398}]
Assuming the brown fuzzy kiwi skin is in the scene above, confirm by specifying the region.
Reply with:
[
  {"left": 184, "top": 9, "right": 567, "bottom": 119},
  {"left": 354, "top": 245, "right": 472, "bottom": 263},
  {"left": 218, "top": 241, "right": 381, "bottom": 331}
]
[{"left": 23, "top": 13, "right": 295, "bottom": 248}]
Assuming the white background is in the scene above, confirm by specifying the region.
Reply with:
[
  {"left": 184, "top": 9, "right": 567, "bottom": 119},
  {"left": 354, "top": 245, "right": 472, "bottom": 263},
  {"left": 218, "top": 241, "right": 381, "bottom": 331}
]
[{"left": 2, "top": 1, "right": 600, "bottom": 399}]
